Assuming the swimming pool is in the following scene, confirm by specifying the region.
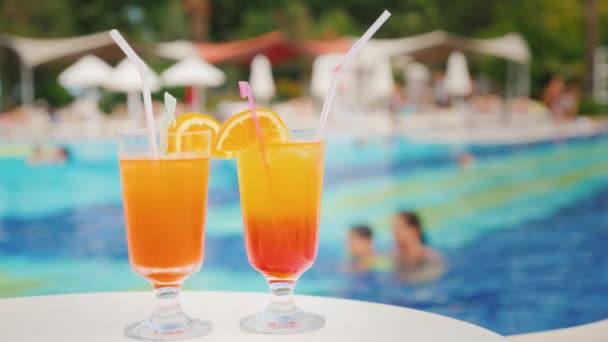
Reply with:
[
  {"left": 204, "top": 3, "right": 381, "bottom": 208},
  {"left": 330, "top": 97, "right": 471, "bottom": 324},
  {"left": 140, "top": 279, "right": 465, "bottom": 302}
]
[{"left": 2, "top": 133, "right": 608, "bottom": 335}]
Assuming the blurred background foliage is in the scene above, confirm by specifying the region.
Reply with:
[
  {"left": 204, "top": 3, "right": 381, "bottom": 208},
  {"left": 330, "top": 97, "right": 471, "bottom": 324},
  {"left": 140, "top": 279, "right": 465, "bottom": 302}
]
[{"left": 0, "top": 0, "right": 607, "bottom": 109}]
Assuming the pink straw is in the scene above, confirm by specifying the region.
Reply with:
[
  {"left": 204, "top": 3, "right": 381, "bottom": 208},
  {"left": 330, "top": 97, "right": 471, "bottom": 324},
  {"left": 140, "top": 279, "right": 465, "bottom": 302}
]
[
  {"left": 317, "top": 10, "right": 391, "bottom": 137},
  {"left": 239, "top": 81, "right": 265, "bottom": 146},
  {"left": 239, "top": 81, "right": 271, "bottom": 173}
]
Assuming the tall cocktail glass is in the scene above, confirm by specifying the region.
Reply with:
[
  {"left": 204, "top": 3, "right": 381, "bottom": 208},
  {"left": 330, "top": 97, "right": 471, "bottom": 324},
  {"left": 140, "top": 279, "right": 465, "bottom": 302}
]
[
  {"left": 236, "top": 126, "right": 325, "bottom": 334},
  {"left": 117, "top": 130, "right": 212, "bottom": 340}
]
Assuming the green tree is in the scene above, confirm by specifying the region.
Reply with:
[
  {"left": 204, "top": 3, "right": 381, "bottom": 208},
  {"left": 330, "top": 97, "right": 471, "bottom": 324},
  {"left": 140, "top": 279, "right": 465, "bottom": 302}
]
[
  {"left": 477, "top": 0, "right": 585, "bottom": 92},
  {"left": 1, "top": 0, "right": 607, "bottom": 106},
  {"left": 316, "top": 9, "right": 357, "bottom": 38},
  {"left": 0, "top": 0, "right": 75, "bottom": 37}
]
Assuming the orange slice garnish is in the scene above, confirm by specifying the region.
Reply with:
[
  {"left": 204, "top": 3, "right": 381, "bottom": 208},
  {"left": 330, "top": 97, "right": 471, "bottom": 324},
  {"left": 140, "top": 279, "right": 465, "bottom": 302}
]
[
  {"left": 166, "top": 112, "right": 220, "bottom": 155},
  {"left": 215, "top": 109, "right": 288, "bottom": 156}
]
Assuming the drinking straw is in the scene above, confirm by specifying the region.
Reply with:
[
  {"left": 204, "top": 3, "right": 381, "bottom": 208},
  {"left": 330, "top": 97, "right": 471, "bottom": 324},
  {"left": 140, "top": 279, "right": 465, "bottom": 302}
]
[
  {"left": 110, "top": 29, "right": 158, "bottom": 157},
  {"left": 239, "top": 81, "right": 270, "bottom": 168},
  {"left": 239, "top": 81, "right": 264, "bottom": 144},
  {"left": 317, "top": 10, "right": 391, "bottom": 137}
]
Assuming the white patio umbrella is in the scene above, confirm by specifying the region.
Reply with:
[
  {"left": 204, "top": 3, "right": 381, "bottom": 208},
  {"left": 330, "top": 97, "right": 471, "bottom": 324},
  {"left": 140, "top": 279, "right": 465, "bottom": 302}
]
[
  {"left": 405, "top": 62, "right": 431, "bottom": 109},
  {"left": 58, "top": 54, "right": 112, "bottom": 89},
  {"left": 249, "top": 54, "right": 275, "bottom": 104},
  {"left": 309, "top": 53, "right": 361, "bottom": 118},
  {"left": 365, "top": 57, "right": 394, "bottom": 105},
  {"left": 445, "top": 51, "right": 472, "bottom": 97},
  {"left": 57, "top": 54, "right": 112, "bottom": 119},
  {"left": 405, "top": 62, "right": 430, "bottom": 85},
  {"left": 104, "top": 58, "right": 161, "bottom": 121},
  {"left": 310, "top": 53, "right": 357, "bottom": 101},
  {"left": 311, "top": 54, "right": 339, "bottom": 99},
  {"left": 161, "top": 56, "right": 225, "bottom": 112}
]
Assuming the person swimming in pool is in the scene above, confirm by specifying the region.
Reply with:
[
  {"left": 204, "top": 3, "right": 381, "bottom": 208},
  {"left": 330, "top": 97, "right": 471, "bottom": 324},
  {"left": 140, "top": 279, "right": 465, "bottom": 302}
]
[
  {"left": 28, "top": 145, "right": 70, "bottom": 165},
  {"left": 347, "top": 225, "right": 392, "bottom": 272},
  {"left": 347, "top": 225, "right": 375, "bottom": 271},
  {"left": 392, "top": 211, "right": 446, "bottom": 283}
]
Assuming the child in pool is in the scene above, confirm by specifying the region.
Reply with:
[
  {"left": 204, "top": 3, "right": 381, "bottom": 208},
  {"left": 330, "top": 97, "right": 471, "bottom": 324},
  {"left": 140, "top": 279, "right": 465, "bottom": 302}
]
[{"left": 347, "top": 225, "right": 392, "bottom": 272}]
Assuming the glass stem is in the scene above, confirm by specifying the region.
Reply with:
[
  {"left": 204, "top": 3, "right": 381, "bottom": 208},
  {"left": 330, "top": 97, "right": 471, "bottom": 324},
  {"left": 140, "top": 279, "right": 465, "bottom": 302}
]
[
  {"left": 268, "top": 280, "right": 298, "bottom": 312},
  {"left": 149, "top": 286, "right": 189, "bottom": 325}
]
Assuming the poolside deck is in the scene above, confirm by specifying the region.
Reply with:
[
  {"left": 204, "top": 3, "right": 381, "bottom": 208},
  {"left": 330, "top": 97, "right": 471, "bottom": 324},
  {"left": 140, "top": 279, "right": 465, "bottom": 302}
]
[{"left": 2, "top": 102, "right": 607, "bottom": 146}]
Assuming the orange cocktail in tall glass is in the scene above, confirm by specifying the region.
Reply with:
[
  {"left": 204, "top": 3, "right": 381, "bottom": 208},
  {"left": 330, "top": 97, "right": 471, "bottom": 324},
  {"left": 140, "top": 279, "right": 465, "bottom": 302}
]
[
  {"left": 234, "top": 125, "right": 326, "bottom": 334},
  {"left": 120, "top": 157, "right": 208, "bottom": 286},
  {"left": 118, "top": 130, "right": 212, "bottom": 341}
]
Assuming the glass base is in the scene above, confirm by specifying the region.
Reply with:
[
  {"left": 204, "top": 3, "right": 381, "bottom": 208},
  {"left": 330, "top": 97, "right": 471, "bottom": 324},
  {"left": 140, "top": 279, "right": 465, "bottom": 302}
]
[
  {"left": 240, "top": 306, "right": 325, "bottom": 335},
  {"left": 125, "top": 317, "right": 212, "bottom": 341}
]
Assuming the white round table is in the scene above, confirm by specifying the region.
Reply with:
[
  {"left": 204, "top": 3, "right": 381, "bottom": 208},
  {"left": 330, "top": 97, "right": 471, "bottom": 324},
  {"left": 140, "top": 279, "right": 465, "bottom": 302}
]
[{"left": 0, "top": 291, "right": 506, "bottom": 341}]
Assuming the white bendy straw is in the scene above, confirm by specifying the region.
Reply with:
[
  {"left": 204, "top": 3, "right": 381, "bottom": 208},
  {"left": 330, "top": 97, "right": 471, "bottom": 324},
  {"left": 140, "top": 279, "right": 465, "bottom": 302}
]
[
  {"left": 110, "top": 29, "right": 158, "bottom": 157},
  {"left": 317, "top": 10, "right": 391, "bottom": 137}
]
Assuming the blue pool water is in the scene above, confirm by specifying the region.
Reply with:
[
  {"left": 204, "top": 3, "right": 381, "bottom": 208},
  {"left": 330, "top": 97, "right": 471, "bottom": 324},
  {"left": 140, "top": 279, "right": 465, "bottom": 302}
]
[{"left": 2, "top": 133, "right": 608, "bottom": 335}]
